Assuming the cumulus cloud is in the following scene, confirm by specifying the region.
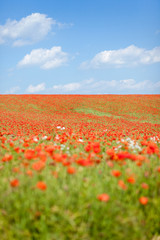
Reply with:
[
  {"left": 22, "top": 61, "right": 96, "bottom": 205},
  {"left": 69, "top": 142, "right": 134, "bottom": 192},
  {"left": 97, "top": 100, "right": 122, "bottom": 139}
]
[
  {"left": 0, "top": 13, "right": 56, "bottom": 46},
  {"left": 5, "top": 86, "right": 20, "bottom": 94},
  {"left": 119, "top": 79, "right": 149, "bottom": 90},
  {"left": 52, "top": 78, "right": 160, "bottom": 94},
  {"left": 53, "top": 82, "right": 81, "bottom": 92},
  {"left": 81, "top": 45, "right": 160, "bottom": 68},
  {"left": 26, "top": 83, "right": 45, "bottom": 93},
  {"left": 18, "top": 46, "right": 68, "bottom": 69}
]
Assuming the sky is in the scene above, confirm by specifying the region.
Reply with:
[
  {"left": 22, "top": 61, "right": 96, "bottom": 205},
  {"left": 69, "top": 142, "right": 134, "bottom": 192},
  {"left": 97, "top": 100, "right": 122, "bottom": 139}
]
[{"left": 0, "top": 0, "right": 160, "bottom": 94}]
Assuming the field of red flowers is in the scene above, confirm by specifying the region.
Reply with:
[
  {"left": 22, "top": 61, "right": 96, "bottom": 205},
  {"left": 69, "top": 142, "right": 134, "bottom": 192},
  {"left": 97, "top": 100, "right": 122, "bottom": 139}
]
[{"left": 0, "top": 95, "right": 160, "bottom": 240}]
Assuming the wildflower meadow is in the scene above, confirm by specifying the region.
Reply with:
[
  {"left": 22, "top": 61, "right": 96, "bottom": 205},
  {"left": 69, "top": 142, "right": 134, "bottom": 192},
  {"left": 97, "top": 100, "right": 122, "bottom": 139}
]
[{"left": 0, "top": 94, "right": 160, "bottom": 240}]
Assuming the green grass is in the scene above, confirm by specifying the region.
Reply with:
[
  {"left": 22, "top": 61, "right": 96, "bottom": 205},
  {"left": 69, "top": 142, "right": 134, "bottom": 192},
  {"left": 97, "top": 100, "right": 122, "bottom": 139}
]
[
  {"left": 75, "top": 107, "right": 122, "bottom": 119},
  {"left": 75, "top": 107, "right": 160, "bottom": 124}
]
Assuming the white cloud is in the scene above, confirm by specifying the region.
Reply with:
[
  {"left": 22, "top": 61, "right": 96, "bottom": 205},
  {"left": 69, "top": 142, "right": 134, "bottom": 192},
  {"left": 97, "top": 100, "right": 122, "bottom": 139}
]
[
  {"left": 5, "top": 86, "right": 20, "bottom": 94},
  {"left": 81, "top": 45, "right": 160, "bottom": 68},
  {"left": 52, "top": 78, "right": 160, "bottom": 94},
  {"left": 26, "top": 83, "right": 45, "bottom": 93},
  {"left": 119, "top": 79, "right": 150, "bottom": 90},
  {"left": 53, "top": 82, "right": 81, "bottom": 92},
  {"left": 18, "top": 46, "right": 68, "bottom": 69},
  {"left": 0, "top": 13, "right": 55, "bottom": 46}
]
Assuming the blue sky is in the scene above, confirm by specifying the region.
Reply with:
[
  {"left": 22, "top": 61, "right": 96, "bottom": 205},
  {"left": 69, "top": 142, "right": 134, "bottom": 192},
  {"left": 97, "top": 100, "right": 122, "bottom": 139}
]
[{"left": 0, "top": 0, "right": 160, "bottom": 94}]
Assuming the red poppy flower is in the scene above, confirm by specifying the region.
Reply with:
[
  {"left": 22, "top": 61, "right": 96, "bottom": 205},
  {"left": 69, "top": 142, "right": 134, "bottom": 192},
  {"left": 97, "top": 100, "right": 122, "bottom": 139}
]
[
  {"left": 107, "top": 161, "right": 114, "bottom": 168},
  {"left": 2, "top": 154, "right": 13, "bottom": 162},
  {"left": 127, "top": 177, "right": 135, "bottom": 184},
  {"left": 67, "top": 166, "right": 76, "bottom": 174},
  {"left": 111, "top": 170, "right": 121, "bottom": 177},
  {"left": 36, "top": 181, "right": 47, "bottom": 191},
  {"left": 139, "top": 196, "right": 148, "bottom": 205},
  {"left": 25, "top": 149, "right": 35, "bottom": 160},
  {"left": 26, "top": 170, "right": 33, "bottom": 177},
  {"left": 141, "top": 183, "right": 149, "bottom": 189},
  {"left": 32, "top": 161, "right": 45, "bottom": 171},
  {"left": 97, "top": 193, "right": 110, "bottom": 202},
  {"left": 10, "top": 179, "right": 19, "bottom": 187},
  {"left": 93, "top": 142, "right": 101, "bottom": 154},
  {"left": 118, "top": 180, "right": 127, "bottom": 190}
]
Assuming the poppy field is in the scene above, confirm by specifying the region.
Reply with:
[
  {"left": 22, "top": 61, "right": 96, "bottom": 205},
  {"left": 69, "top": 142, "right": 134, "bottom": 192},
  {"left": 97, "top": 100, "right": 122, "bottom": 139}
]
[{"left": 0, "top": 94, "right": 160, "bottom": 240}]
